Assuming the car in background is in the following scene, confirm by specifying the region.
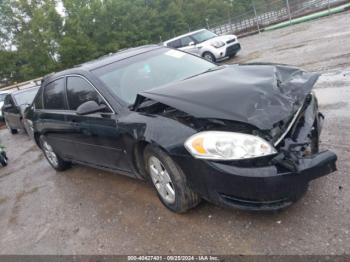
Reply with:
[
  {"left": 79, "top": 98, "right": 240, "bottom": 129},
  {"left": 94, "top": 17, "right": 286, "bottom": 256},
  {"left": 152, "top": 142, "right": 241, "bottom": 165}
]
[
  {"left": 2, "top": 86, "right": 39, "bottom": 134},
  {"left": 163, "top": 29, "right": 241, "bottom": 62},
  {"left": 0, "top": 91, "right": 10, "bottom": 121}
]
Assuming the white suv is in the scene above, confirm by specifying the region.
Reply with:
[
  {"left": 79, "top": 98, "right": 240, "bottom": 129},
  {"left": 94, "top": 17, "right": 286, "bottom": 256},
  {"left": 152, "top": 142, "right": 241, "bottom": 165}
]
[{"left": 163, "top": 29, "right": 241, "bottom": 62}]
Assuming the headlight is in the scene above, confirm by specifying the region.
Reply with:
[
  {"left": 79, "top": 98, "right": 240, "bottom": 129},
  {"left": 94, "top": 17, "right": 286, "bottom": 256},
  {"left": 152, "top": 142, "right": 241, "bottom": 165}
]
[
  {"left": 184, "top": 131, "right": 277, "bottom": 160},
  {"left": 211, "top": 41, "right": 225, "bottom": 48}
]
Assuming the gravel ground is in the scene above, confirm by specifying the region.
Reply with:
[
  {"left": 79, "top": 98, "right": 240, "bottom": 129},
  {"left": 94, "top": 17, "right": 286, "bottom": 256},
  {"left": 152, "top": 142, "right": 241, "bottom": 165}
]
[{"left": 0, "top": 11, "right": 350, "bottom": 255}]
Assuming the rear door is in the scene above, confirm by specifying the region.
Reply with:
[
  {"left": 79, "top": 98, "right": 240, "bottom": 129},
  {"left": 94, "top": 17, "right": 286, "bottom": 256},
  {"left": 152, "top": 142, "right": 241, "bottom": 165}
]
[{"left": 39, "top": 77, "right": 77, "bottom": 159}]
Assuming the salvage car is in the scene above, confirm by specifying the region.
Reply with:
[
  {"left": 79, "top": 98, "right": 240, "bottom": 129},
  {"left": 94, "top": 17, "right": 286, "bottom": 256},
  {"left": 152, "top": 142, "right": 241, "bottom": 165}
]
[
  {"left": 164, "top": 29, "right": 241, "bottom": 62},
  {"left": 25, "top": 45, "right": 337, "bottom": 212},
  {"left": 2, "top": 86, "right": 39, "bottom": 134}
]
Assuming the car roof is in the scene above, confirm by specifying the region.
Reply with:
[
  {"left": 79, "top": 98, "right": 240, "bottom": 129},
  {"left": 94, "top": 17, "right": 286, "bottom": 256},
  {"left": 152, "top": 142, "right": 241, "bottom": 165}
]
[
  {"left": 43, "top": 45, "right": 163, "bottom": 83},
  {"left": 163, "top": 29, "right": 207, "bottom": 44}
]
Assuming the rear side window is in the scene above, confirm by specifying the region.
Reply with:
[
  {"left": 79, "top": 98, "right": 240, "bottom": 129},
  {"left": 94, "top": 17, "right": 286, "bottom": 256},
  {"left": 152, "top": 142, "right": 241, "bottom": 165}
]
[
  {"left": 66, "top": 76, "right": 110, "bottom": 111},
  {"left": 43, "top": 78, "right": 66, "bottom": 110},
  {"left": 167, "top": 39, "right": 181, "bottom": 48}
]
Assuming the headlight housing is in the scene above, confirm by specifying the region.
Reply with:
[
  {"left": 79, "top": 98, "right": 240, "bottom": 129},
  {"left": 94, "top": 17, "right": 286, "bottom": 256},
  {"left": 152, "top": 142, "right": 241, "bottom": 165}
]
[
  {"left": 184, "top": 131, "right": 277, "bottom": 160},
  {"left": 211, "top": 41, "right": 225, "bottom": 48}
]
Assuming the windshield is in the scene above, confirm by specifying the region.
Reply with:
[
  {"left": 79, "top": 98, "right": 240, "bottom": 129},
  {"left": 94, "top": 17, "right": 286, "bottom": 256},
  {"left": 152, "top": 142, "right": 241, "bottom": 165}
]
[
  {"left": 92, "top": 48, "right": 216, "bottom": 104},
  {"left": 13, "top": 87, "right": 39, "bottom": 106},
  {"left": 191, "top": 30, "right": 217, "bottom": 43},
  {"left": 0, "top": 93, "right": 7, "bottom": 102}
]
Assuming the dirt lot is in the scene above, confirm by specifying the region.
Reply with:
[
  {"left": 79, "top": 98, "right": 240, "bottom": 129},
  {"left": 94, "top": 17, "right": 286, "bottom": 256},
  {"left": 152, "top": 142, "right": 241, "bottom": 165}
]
[{"left": 0, "top": 11, "right": 350, "bottom": 255}]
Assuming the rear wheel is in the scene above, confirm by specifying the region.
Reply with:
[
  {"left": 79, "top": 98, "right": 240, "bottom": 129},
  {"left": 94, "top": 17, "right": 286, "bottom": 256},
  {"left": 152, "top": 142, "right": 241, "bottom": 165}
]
[
  {"left": 144, "top": 145, "right": 201, "bottom": 213},
  {"left": 39, "top": 135, "right": 71, "bottom": 171},
  {"left": 202, "top": 52, "right": 216, "bottom": 63},
  {"left": 21, "top": 118, "right": 28, "bottom": 135}
]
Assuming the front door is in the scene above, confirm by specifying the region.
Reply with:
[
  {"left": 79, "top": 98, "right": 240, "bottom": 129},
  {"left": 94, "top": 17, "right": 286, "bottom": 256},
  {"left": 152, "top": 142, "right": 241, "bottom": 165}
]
[
  {"left": 64, "top": 76, "right": 131, "bottom": 172},
  {"left": 179, "top": 36, "right": 200, "bottom": 56}
]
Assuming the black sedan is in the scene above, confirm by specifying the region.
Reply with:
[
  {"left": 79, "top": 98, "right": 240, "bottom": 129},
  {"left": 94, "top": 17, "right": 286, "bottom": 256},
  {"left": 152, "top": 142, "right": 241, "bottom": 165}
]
[
  {"left": 25, "top": 45, "right": 337, "bottom": 212},
  {"left": 2, "top": 87, "right": 39, "bottom": 134}
]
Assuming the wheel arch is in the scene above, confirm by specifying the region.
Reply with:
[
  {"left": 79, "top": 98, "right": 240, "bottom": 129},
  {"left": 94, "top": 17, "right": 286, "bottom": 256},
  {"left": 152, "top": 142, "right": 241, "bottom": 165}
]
[
  {"left": 132, "top": 140, "right": 174, "bottom": 180},
  {"left": 34, "top": 132, "right": 42, "bottom": 149}
]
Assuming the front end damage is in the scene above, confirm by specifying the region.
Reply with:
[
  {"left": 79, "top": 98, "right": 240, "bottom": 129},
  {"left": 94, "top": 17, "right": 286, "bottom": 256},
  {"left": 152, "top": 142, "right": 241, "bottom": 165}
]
[{"left": 132, "top": 64, "right": 337, "bottom": 211}]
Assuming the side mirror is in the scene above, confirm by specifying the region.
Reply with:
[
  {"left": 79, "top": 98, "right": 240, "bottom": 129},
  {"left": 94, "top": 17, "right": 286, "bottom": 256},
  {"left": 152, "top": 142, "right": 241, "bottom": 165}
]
[
  {"left": 76, "top": 100, "right": 106, "bottom": 115},
  {"left": 189, "top": 41, "right": 195, "bottom": 46}
]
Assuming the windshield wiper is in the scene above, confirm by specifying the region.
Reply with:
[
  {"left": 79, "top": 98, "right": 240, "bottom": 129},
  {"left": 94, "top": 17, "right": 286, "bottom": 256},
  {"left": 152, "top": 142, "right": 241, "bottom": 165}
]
[{"left": 183, "top": 66, "right": 225, "bottom": 80}]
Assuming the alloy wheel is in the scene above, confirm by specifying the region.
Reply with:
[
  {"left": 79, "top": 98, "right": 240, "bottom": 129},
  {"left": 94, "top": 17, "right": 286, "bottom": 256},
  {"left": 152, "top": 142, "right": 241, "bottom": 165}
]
[
  {"left": 42, "top": 140, "right": 59, "bottom": 167},
  {"left": 204, "top": 53, "right": 214, "bottom": 62},
  {"left": 148, "top": 156, "right": 176, "bottom": 204}
]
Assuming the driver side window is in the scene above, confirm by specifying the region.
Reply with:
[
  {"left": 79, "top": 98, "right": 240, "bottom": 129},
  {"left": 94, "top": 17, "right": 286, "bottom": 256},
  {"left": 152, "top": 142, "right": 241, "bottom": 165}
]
[
  {"left": 66, "top": 76, "right": 111, "bottom": 112},
  {"left": 180, "top": 36, "right": 193, "bottom": 47}
]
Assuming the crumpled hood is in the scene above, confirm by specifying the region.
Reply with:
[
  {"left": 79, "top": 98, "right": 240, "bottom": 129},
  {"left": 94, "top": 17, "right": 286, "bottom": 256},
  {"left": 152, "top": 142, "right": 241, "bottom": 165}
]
[{"left": 137, "top": 64, "right": 319, "bottom": 130}]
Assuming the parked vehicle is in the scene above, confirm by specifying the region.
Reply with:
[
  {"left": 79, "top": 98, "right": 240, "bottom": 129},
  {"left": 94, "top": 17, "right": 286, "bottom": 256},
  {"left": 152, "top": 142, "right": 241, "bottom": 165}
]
[
  {"left": 2, "top": 87, "right": 39, "bottom": 134},
  {"left": 0, "top": 91, "right": 10, "bottom": 121},
  {"left": 26, "top": 46, "right": 337, "bottom": 213},
  {"left": 163, "top": 29, "right": 241, "bottom": 62}
]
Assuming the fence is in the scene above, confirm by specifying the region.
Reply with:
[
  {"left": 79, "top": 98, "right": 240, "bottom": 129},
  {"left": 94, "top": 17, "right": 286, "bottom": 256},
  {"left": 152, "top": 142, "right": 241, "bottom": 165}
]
[
  {"left": 0, "top": 77, "right": 42, "bottom": 92},
  {"left": 208, "top": 0, "right": 350, "bottom": 36}
]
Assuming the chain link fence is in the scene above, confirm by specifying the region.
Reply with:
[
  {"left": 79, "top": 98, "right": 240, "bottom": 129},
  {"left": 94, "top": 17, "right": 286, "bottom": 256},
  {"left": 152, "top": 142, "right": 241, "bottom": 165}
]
[{"left": 207, "top": 0, "right": 349, "bottom": 36}]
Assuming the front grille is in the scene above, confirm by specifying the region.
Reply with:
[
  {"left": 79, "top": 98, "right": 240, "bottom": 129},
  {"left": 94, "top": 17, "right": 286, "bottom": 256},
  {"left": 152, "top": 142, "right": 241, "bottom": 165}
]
[
  {"left": 225, "top": 43, "right": 241, "bottom": 56},
  {"left": 226, "top": 38, "right": 236, "bottom": 44}
]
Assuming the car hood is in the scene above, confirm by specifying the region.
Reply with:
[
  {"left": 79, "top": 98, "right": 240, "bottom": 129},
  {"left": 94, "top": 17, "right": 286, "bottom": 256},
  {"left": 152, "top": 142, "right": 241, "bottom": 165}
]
[
  {"left": 202, "top": 35, "right": 236, "bottom": 45},
  {"left": 136, "top": 64, "right": 319, "bottom": 130}
]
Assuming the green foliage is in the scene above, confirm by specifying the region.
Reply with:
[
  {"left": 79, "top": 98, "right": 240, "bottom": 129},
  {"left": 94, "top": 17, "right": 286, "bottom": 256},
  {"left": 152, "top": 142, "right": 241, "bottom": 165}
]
[{"left": 0, "top": 0, "right": 273, "bottom": 85}]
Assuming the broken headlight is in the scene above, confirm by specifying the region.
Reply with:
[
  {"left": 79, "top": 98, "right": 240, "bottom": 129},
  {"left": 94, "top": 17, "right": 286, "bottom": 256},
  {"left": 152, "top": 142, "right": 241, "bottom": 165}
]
[
  {"left": 211, "top": 41, "right": 225, "bottom": 48},
  {"left": 184, "top": 131, "right": 277, "bottom": 160}
]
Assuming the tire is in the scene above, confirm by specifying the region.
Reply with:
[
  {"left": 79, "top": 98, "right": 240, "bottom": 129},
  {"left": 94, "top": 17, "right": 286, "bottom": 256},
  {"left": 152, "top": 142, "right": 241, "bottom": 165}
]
[
  {"left": 5, "top": 119, "right": 17, "bottom": 134},
  {"left": 39, "top": 135, "right": 71, "bottom": 171},
  {"left": 202, "top": 52, "right": 216, "bottom": 63},
  {"left": 144, "top": 145, "right": 201, "bottom": 213},
  {"left": 22, "top": 119, "right": 34, "bottom": 139},
  {"left": 21, "top": 118, "right": 28, "bottom": 135},
  {"left": 229, "top": 53, "right": 237, "bottom": 59}
]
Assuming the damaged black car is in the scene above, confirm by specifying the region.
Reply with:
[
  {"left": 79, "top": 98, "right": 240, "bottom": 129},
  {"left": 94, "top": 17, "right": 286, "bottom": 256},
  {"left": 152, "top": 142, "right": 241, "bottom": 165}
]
[{"left": 25, "top": 45, "right": 337, "bottom": 212}]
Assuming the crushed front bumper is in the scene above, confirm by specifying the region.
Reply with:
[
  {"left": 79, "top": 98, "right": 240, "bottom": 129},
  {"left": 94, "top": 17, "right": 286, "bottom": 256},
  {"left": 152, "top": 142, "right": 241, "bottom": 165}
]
[
  {"left": 175, "top": 149, "right": 336, "bottom": 211},
  {"left": 174, "top": 94, "right": 337, "bottom": 211}
]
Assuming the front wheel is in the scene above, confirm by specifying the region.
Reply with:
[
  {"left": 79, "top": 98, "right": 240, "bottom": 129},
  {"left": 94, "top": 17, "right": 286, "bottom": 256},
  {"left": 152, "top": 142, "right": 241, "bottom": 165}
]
[
  {"left": 144, "top": 145, "right": 201, "bottom": 213},
  {"left": 39, "top": 135, "right": 71, "bottom": 171},
  {"left": 202, "top": 52, "right": 216, "bottom": 63}
]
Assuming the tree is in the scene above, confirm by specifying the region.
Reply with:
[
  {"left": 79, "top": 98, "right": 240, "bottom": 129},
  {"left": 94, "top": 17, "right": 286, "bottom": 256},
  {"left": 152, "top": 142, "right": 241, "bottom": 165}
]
[{"left": 0, "top": 0, "right": 281, "bottom": 85}]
